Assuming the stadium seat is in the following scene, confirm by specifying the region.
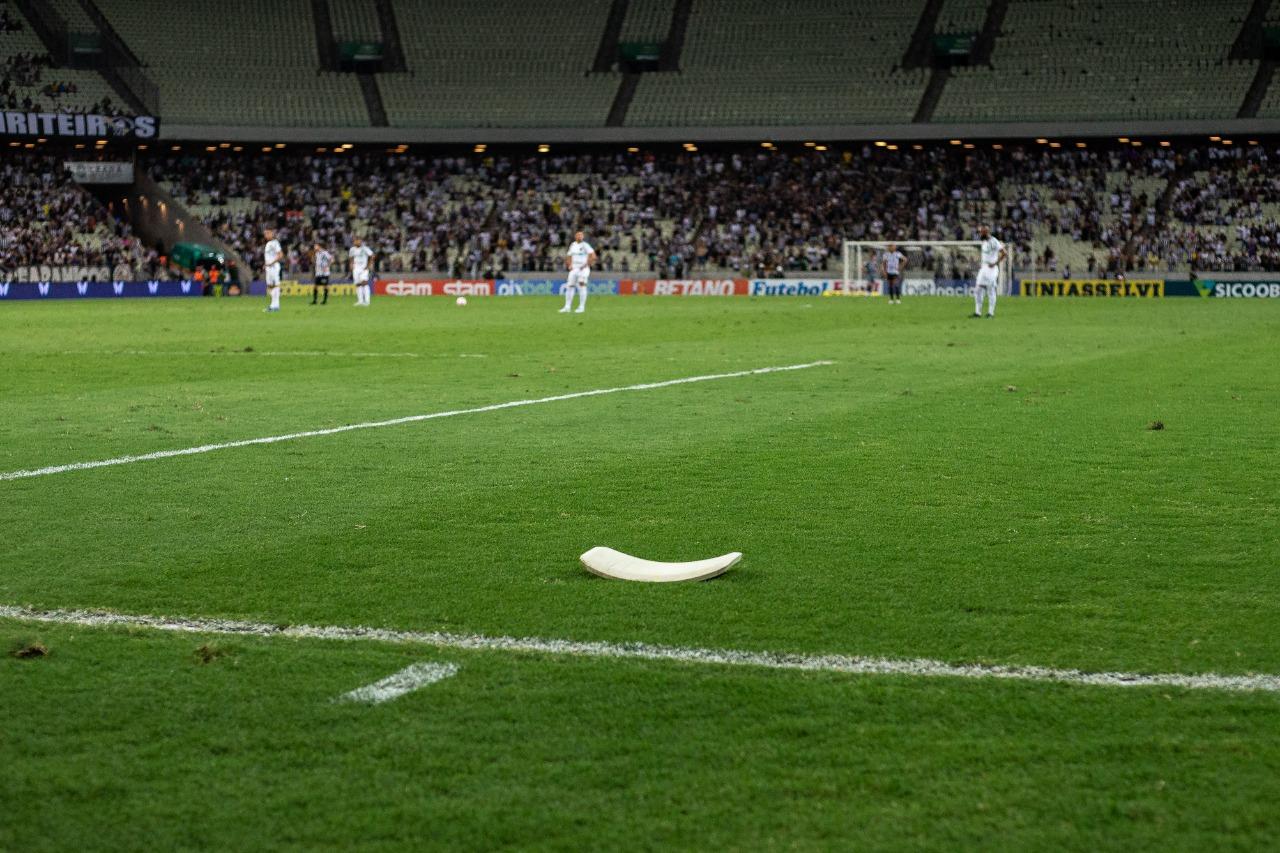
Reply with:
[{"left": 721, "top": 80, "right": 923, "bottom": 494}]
[
  {"left": 0, "top": 7, "right": 120, "bottom": 114},
  {"left": 46, "top": 0, "right": 95, "bottom": 33},
  {"left": 380, "top": 0, "right": 618, "bottom": 128},
  {"left": 935, "top": 0, "right": 987, "bottom": 36},
  {"left": 625, "top": 0, "right": 929, "bottom": 126},
  {"left": 93, "top": 0, "right": 368, "bottom": 126},
  {"left": 618, "top": 0, "right": 674, "bottom": 44},
  {"left": 329, "top": 0, "right": 383, "bottom": 43},
  {"left": 934, "top": 0, "right": 1256, "bottom": 122}
]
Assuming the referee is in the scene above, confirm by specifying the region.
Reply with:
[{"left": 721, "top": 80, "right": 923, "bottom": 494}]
[{"left": 881, "top": 243, "right": 907, "bottom": 304}]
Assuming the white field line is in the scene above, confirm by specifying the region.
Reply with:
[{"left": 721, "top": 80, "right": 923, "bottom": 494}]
[
  {"left": 337, "top": 662, "right": 459, "bottom": 704},
  {"left": 0, "top": 360, "right": 833, "bottom": 482},
  {"left": 2, "top": 604, "right": 1278, "bottom": 695}
]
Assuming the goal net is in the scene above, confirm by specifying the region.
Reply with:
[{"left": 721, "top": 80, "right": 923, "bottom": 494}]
[{"left": 839, "top": 240, "right": 1012, "bottom": 297}]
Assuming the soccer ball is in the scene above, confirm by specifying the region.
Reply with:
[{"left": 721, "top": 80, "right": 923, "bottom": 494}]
[{"left": 456, "top": 296, "right": 467, "bottom": 306}]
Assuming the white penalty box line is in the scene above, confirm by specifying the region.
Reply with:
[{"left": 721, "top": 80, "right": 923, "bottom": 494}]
[
  {"left": 2, "top": 604, "right": 1278, "bottom": 695},
  {"left": 0, "top": 360, "right": 834, "bottom": 482},
  {"left": 337, "top": 661, "right": 460, "bottom": 705}
]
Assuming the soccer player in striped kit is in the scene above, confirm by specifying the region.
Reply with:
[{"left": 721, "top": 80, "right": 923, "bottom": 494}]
[
  {"left": 881, "top": 243, "right": 907, "bottom": 304},
  {"left": 312, "top": 243, "right": 333, "bottom": 305}
]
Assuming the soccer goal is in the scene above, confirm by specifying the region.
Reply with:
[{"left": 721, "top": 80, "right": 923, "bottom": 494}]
[{"left": 839, "top": 240, "right": 1012, "bottom": 297}]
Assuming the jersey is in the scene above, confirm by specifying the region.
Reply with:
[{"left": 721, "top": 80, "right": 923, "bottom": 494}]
[
  {"left": 882, "top": 250, "right": 907, "bottom": 276},
  {"left": 349, "top": 245, "right": 374, "bottom": 275},
  {"left": 567, "top": 241, "right": 595, "bottom": 270},
  {"left": 314, "top": 248, "right": 333, "bottom": 277},
  {"left": 263, "top": 239, "right": 282, "bottom": 268},
  {"left": 980, "top": 236, "right": 1004, "bottom": 266}
]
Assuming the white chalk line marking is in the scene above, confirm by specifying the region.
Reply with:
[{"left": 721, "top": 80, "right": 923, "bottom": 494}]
[
  {"left": 337, "top": 662, "right": 459, "bottom": 705},
  {"left": 2, "top": 604, "right": 1277, "bottom": 695},
  {"left": 0, "top": 360, "right": 833, "bottom": 481}
]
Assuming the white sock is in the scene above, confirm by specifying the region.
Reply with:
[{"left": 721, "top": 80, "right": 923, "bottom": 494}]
[
  {"left": 987, "top": 287, "right": 997, "bottom": 316},
  {"left": 270, "top": 287, "right": 280, "bottom": 309},
  {"left": 562, "top": 284, "right": 575, "bottom": 310},
  {"left": 577, "top": 284, "right": 588, "bottom": 311}
]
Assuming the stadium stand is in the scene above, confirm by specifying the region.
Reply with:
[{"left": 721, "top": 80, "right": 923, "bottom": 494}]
[
  {"left": 0, "top": 2, "right": 121, "bottom": 114},
  {"left": 379, "top": 0, "right": 619, "bottom": 127},
  {"left": 618, "top": 0, "right": 673, "bottom": 43},
  {"left": 329, "top": 0, "right": 383, "bottom": 42},
  {"left": 46, "top": 0, "right": 94, "bottom": 33},
  {"left": 0, "top": 152, "right": 159, "bottom": 278},
  {"left": 93, "top": 0, "right": 367, "bottom": 126},
  {"left": 625, "top": 0, "right": 930, "bottom": 126},
  {"left": 934, "top": 0, "right": 1257, "bottom": 122},
  {"left": 136, "top": 141, "right": 1280, "bottom": 281},
  {"left": 1255, "top": 7, "right": 1280, "bottom": 119},
  {"left": 935, "top": 0, "right": 988, "bottom": 37},
  {"left": 26, "top": 0, "right": 1266, "bottom": 129}
]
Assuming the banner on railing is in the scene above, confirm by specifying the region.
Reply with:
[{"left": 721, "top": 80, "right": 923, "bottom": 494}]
[
  {"left": 0, "top": 264, "right": 128, "bottom": 283},
  {"left": 1, "top": 111, "right": 158, "bottom": 139},
  {"left": 65, "top": 161, "right": 134, "bottom": 184}
]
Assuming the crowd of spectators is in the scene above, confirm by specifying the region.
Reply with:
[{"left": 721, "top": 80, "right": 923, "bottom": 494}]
[
  {"left": 2, "top": 50, "right": 42, "bottom": 86},
  {"left": 0, "top": 153, "right": 158, "bottom": 279},
  {"left": 1, "top": 52, "right": 122, "bottom": 114},
  {"left": 1162, "top": 144, "right": 1280, "bottom": 272},
  {"left": 148, "top": 142, "right": 1247, "bottom": 279},
  {"left": 7, "top": 142, "right": 1280, "bottom": 281},
  {"left": 1, "top": 0, "right": 126, "bottom": 116}
]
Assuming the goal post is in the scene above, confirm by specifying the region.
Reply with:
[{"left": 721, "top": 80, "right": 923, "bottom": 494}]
[{"left": 840, "top": 240, "right": 1013, "bottom": 297}]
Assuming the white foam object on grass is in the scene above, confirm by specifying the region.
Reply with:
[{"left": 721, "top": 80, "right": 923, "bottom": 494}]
[{"left": 580, "top": 546, "right": 742, "bottom": 582}]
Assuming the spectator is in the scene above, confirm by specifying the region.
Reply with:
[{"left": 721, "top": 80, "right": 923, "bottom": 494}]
[{"left": 0, "top": 153, "right": 157, "bottom": 278}]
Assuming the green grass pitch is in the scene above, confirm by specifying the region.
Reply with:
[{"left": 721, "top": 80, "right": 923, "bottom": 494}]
[{"left": 1, "top": 294, "right": 1278, "bottom": 851}]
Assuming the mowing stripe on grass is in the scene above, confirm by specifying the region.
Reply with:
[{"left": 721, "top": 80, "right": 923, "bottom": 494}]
[
  {"left": 52, "top": 350, "right": 424, "bottom": 358},
  {"left": 3, "top": 604, "right": 1278, "bottom": 695},
  {"left": 0, "top": 360, "right": 833, "bottom": 481},
  {"left": 337, "top": 662, "right": 459, "bottom": 704}
]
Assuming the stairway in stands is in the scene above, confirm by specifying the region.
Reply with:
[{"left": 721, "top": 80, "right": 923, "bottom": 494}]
[
  {"left": 1234, "top": 0, "right": 1275, "bottom": 117},
  {"left": 912, "top": 0, "right": 1008, "bottom": 123},
  {"left": 311, "top": 0, "right": 387, "bottom": 126}
]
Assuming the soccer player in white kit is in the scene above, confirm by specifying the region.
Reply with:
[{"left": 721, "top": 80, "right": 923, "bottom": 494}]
[
  {"left": 263, "top": 228, "right": 283, "bottom": 313},
  {"left": 973, "top": 225, "right": 1006, "bottom": 318},
  {"left": 560, "top": 231, "right": 596, "bottom": 314},
  {"left": 349, "top": 236, "right": 375, "bottom": 306}
]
